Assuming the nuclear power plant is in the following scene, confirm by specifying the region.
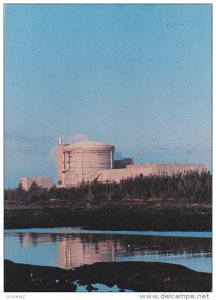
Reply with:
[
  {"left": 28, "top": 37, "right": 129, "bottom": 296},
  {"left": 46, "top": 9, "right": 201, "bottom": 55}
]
[{"left": 57, "top": 138, "right": 205, "bottom": 187}]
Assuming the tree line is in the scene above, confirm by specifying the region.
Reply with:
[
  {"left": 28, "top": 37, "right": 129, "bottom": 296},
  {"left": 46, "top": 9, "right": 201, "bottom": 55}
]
[{"left": 4, "top": 170, "right": 212, "bottom": 204}]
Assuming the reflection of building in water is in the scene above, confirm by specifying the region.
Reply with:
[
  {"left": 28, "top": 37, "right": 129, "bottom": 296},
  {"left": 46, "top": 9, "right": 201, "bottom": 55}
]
[
  {"left": 58, "top": 235, "right": 212, "bottom": 270},
  {"left": 59, "top": 236, "right": 116, "bottom": 269},
  {"left": 19, "top": 233, "right": 32, "bottom": 246},
  {"left": 15, "top": 232, "right": 211, "bottom": 270},
  {"left": 19, "top": 233, "right": 56, "bottom": 247}
]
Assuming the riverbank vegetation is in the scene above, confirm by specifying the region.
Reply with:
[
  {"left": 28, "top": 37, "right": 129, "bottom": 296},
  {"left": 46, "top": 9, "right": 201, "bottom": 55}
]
[{"left": 4, "top": 171, "right": 212, "bottom": 205}]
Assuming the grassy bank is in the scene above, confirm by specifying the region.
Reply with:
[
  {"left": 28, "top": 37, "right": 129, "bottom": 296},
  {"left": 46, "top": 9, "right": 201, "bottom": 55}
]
[{"left": 4, "top": 200, "right": 211, "bottom": 231}]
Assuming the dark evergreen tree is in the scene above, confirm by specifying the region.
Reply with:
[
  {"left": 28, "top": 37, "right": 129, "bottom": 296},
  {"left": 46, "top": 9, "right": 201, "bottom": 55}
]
[
  {"left": 26, "top": 181, "right": 40, "bottom": 202},
  {"left": 15, "top": 182, "right": 26, "bottom": 201}
]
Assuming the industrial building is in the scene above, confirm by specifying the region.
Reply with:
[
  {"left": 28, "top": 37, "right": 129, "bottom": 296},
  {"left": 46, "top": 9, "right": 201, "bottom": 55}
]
[
  {"left": 20, "top": 177, "right": 53, "bottom": 191},
  {"left": 57, "top": 138, "right": 115, "bottom": 187},
  {"left": 57, "top": 139, "right": 205, "bottom": 187}
]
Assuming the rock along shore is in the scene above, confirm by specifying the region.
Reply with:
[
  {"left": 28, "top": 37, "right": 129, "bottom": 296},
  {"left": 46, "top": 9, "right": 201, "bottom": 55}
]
[{"left": 4, "top": 259, "right": 212, "bottom": 292}]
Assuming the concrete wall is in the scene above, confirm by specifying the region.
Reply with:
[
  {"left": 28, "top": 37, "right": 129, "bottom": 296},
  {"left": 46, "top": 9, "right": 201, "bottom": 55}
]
[
  {"left": 63, "top": 149, "right": 114, "bottom": 186},
  {"left": 156, "top": 163, "right": 205, "bottom": 175},
  {"left": 97, "top": 164, "right": 156, "bottom": 182},
  {"left": 61, "top": 142, "right": 115, "bottom": 187},
  {"left": 97, "top": 163, "right": 205, "bottom": 183},
  {"left": 20, "top": 177, "right": 53, "bottom": 190}
]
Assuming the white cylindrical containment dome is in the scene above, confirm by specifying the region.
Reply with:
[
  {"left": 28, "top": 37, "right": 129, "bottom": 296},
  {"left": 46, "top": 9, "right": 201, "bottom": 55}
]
[{"left": 62, "top": 141, "right": 115, "bottom": 186}]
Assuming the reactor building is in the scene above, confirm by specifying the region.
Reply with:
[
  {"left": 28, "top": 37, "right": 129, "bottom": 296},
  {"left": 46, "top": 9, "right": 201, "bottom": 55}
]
[
  {"left": 57, "top": 138, "right": 205, "bottom": 187},
  {"left": 57, "top": 138, "right": 115, "bottom": 186}
]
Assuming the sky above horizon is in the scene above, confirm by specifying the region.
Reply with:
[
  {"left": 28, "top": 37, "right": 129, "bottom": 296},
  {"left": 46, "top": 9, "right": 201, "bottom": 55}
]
[{"left": 4, "top": 4, "right": 212, "bottom": 188}]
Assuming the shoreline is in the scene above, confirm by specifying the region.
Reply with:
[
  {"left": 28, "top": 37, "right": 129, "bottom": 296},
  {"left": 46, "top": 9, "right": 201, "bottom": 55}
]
[
  {"left": 4, "top": 259, "right": 212, "bottom": 292},
  {"left": 4, "top": 203, "right": 212, "bottom": 231}
]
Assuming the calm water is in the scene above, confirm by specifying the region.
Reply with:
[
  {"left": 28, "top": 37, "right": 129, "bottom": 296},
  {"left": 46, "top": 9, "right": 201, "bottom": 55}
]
[{"left": 4, "top": 228, "right": 212, "bottom": 273}]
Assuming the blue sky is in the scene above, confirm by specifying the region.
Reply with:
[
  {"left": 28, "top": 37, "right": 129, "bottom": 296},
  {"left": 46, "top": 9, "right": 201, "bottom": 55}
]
[{"left": 4, "top": 4, "right": 212, "bottom": 187}]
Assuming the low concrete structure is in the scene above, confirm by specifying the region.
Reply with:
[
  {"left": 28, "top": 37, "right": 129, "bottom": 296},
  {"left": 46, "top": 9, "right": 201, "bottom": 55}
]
[
  {"left": 20, "top": 177, "right": 53, "bottom": 191},
  {"left": 97, "top": 163, "right": 206, "bottom": 183},
  {"left": 114, "top": 158, "right": 134, "bottom": 169}
]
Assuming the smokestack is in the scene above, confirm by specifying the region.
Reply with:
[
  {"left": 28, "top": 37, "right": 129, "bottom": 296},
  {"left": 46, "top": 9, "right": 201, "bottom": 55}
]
[{"left": 57, "top": 137, "right": 64, "bottom": 185}]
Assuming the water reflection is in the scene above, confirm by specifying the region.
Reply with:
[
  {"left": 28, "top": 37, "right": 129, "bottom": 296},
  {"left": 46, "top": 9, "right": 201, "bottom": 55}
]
[
  {"left": 4, "top": 231, "right": 212, "bottom": 272},
  {"left": 18, "top": 232, "right": 57, "bottom": 247},
  {"left": 59, "top": 236, "right": 116, "bottom": 268}
]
